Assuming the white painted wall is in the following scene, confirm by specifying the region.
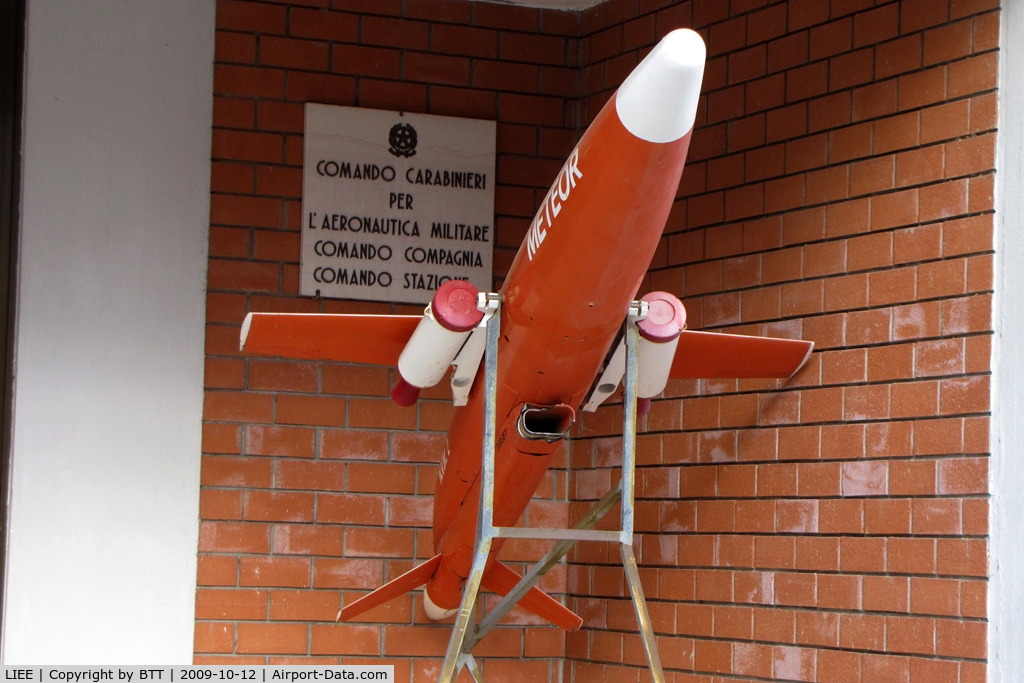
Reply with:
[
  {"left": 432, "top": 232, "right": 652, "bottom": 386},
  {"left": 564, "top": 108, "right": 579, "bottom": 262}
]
[
  {"left": 1, "top": 0, "right": 214, "bottom": 663},
  {"left": 991, "top": 2, "right": 1023, "bottom": 679}
]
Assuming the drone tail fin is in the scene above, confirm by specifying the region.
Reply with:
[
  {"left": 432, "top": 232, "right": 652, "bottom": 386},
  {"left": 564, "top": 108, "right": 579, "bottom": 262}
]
[
  {"left": 337, "top": 554, "right": 442, "bottom": 622},
  {"left": 481, "top": 561, "right": 583, "bottom": 631}
]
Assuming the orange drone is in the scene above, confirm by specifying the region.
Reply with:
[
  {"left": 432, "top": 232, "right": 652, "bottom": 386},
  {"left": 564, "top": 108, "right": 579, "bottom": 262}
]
[{"left": 241, "top": 29, "right": 812, "bottom": 683}]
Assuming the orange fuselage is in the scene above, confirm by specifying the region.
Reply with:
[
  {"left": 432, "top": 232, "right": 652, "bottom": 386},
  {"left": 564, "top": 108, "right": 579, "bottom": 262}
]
[{"left": 425, "top": 94, "right": 693, "bottom": 609}]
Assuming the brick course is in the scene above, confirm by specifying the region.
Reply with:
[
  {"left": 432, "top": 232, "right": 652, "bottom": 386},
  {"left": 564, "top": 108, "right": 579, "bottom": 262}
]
[
  {"left": 201, "top": 0, "right": 580, "bottom": 676},
  {"left": 567, "top": 0, "right": 995, "bottom": 680},
  {"left": 198, "top": 0, "right": 996, "bottom": 680}
]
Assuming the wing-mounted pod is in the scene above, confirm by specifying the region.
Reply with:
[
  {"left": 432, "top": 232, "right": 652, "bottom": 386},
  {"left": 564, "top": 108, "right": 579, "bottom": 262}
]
[
  {"left": 583, "top": 291, "right": 686, "bottom": 415},
  {"left": 390, "top": 280, "right": 484, "bottom": 406},
  {"left": 449, "top": 324, "right": 487, "bottom": 406},
  {"left": 582, "top": 331, "right": 627, "bottom": 412},
  {"left": 634, "top": 291, "right": 687, "bottom": 415}
]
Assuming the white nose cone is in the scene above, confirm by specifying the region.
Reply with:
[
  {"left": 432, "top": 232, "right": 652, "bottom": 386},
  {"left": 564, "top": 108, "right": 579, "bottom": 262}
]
[{"left": 615, "top": 29, "right": 707, "bottom": 144}]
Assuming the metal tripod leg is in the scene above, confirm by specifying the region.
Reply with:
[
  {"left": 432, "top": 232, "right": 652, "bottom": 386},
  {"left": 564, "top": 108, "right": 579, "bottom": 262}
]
[
  {"left": 436, "top": 300, "right": 666, "bottom": 683},
  {"left": 621, "top": 309, "right": 666, "bottom": 683},
  {"left": 621, "top": 543, "right": 664, "bottom": 681},
  {"left": 456, "top": 654, "right": 484, "bottom": 682},
  {"left": 466, "top": 481, "right": 623, "bottom": 649},
  {"left": 437, "top": 294, "right": 501, "bottom": 683}
]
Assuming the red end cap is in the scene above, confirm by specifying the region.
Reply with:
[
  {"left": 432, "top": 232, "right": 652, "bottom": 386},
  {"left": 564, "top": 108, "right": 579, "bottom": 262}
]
[
  {"left": 390, "top": 377, "right": 421, "bottom": 407},
  {"left": 637, "top": 291, "right": 686, "bottom": 343},
  {"left": 432, "top": 280, "right": 484, "bottom": 333}
]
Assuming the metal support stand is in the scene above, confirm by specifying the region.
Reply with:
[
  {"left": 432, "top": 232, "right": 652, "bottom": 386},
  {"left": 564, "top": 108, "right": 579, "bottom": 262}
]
[{"left": 437, "top": 298, "right": 664, "bottom": 683}]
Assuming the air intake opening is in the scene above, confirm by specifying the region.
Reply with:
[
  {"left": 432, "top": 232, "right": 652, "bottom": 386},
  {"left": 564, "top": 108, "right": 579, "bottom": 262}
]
[{"left": 518, "top": 404, "right": 575, "bottom": 443}]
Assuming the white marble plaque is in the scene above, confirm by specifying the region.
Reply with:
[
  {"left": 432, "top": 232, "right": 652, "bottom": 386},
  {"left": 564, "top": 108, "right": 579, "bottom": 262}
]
[{"left": 301, "top": 104, "right": 496, "bottom": 304}]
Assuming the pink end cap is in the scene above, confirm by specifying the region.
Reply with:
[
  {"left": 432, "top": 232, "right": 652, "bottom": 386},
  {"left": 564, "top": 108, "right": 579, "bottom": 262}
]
[
  {"left": 637, "top": 291, "right": 686, "bottom": 343},
  {"left": 432, "top": 280, "right": 484, "bottom": 333},
  {"left": 637, "top": 397, "right": 652, "bottom": 417},
  {"left": 390, "top": 377, "right": 421, "bottom": 407}
]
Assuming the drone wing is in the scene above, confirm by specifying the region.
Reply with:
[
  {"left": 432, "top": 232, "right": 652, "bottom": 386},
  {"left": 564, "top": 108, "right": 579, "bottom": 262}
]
[
  {"left": 670, "top": 330, "right": 814, "bottom": 379},
  {"left": 240, "top": 312, "right": 421, "bottom": 366}
]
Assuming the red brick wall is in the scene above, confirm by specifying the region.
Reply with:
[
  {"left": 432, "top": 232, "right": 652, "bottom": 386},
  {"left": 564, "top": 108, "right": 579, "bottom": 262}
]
[
  {"left": 198, "top": 0, "right": 998, "bottom": 680},
  {"left": 198, "top": 0, "right": 580, "bottom": 678},
  {"left": 567, "top": 0, "right": 996, "bottom": 681}
]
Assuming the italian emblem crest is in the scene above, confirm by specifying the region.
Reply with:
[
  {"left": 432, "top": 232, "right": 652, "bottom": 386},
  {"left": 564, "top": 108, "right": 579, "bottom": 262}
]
[{"left": 388, "top": 122, "right": 418, "bottom": 158}]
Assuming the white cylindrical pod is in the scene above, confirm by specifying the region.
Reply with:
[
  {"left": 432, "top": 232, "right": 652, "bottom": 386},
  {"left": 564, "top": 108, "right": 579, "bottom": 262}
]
[
  {"left": 636, "top": 291, "right": 687, "bottom": 399},
  {"left": 395, "top": 280, "right": 484, "bottom": 395}
]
